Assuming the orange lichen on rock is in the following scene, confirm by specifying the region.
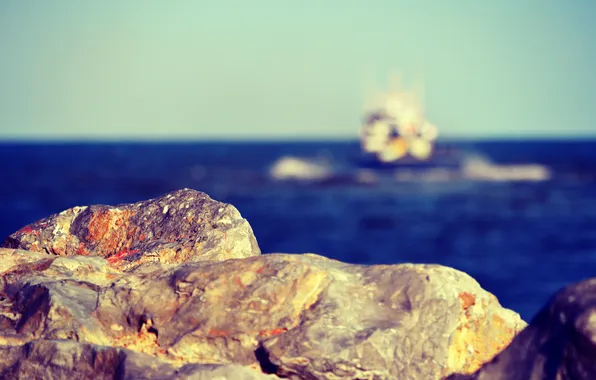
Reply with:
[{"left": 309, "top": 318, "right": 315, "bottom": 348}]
[
  {"left": 447, "top": 297, "right": 522, "bottom": 375},
  {"left": 208, "top": 328, "right": 231, "bottom": 337},
  {"left": 76, "top": 242, "right": 89, "bottom": 256},
  {"left": 17, "top": 226, "right": 35, "bottom": 235},
  {"left": 233, "top": 276, "right": 246, "bottom": 289},
  {"left": 86, "top": 209, "right": 136, "bottom": 257},
  {"left": 106, "top": 248, "right": 141, "bottom": 266},
  {"left": 458, "top": 292, "right": 476, "bottom": 310},
  {"left": 86, "top": 211, "right": 111, "bottom": 242},
  {"left": 258, "top": 327, "right": 288, "bottom": 338}
]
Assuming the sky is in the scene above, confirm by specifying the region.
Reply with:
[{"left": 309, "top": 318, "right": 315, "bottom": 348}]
[{"left": 1, "top": 1, "right": 595, "bottom": 140}]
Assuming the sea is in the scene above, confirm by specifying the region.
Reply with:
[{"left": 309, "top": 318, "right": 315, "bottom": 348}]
[{"left": 2, "top": 139, "right": 596, "bottom": 321}]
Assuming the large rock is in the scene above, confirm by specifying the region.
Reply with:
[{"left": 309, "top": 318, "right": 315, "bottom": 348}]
[
  {"left": 3, "top": 188, "right": 261, "bottom": 270},
  {"left": 0, "top": 339, "right": 278, "bottom": 379},
  {"left": 0, "top": 248, "right": 525, "bottom": 379},
  {"left": 447, "top": 278, "right": 596, "bottom": 380}
]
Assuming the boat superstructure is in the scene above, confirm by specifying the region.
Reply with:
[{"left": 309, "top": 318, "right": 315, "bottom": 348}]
[{"left": 360, "top": 83, "right": 440, "bottom": 166}]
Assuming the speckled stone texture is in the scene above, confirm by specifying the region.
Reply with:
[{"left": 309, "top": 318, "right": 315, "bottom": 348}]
[
  {"left": 0, "top": 248, "right": 525, "bottom": 379},
  {"left": 0, "top": 339, "right": 279, "bottom": 380},
  {"left": 3, "top": 188, "right": 261, "bottom": 271},
  {"left": 447, "top": 278, "right": 596, "bottom": 380},
  {"left": 0, "top": 189, "right": 532, "bottom": 379}
]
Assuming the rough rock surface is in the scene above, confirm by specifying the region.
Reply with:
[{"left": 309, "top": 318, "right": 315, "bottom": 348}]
[
  {"left": 0, "top": 247, "right": 525, "bottom": 379},
  {"left": 3, "top": 188, "right": 261, "bottom": 271},
  {"left": 447, "top": 278, "right": 596, "bottom": 380},
  {"left": 0, "top": 339, "right": 278, "bottom": 379}
]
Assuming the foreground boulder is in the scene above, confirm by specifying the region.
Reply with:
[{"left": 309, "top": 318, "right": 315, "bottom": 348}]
[
  {"left": 447, "top": 278, "right": 596, "bottom": 380},
  {"left": 0, "top": 247, "right": 525, "bottom": 379},
  {"left": 0, "top": 339, "right": 277, "bottom": 380},
  {"left": 3, "top": 188, "right": 261, "bottom": 270}
]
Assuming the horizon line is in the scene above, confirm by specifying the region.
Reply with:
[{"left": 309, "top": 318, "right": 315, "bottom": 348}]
[{"left": 2, "top": 135, "right": 596, "bottom": 144}]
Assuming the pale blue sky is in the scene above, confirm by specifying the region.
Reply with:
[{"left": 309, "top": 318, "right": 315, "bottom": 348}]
[{"left": 1, "top": 1, "right": 595, "bottom": 140}]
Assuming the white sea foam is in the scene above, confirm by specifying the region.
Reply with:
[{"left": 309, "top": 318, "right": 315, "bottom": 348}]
[
  {"left": 462, "top": 155, "right": 550, "bottom": 182},
  {"left": 269, "top": 156, "right": 331, "bottom": 181}
]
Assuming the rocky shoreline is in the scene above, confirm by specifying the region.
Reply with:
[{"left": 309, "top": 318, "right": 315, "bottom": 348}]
[{"left": 0, "top": 188, "right": 593, "bottom": 379}]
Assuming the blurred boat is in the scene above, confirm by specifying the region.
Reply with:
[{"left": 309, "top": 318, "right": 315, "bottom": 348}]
[{"left": 357, "top": 84, "right": 462, "bottom": 170}]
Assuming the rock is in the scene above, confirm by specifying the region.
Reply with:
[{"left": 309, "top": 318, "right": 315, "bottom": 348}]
[
  {"left": 0, "top": 248, "right": 525, "bottom": 379},
  {"left": 3, "top": 188, "right": 261, "bottom": 270},
  {"left": 0, "top": 339, "right": 279, "bottom": 379},
  {"left": 258, "top": 255, "right": 526, "bottom": 379},
  {"left": 446, "top": 278, "right": 596, "bottom": 380},
  {"left": 176, "top": 363, "right": 280, "bottom": 380}
]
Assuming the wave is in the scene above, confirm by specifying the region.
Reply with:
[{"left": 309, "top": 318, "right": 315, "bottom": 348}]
[
  {"left": 269, "top": 153, "right": 551, "bottom": 185},
  {"left": 269, "top": 156, "right": 332, "bottom": 181},
  {"left": 461, "top": 154, "right": 551, "bottom": 182}
]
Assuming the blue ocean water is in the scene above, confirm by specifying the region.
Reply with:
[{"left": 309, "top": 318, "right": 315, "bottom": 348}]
[{"left": 2, "top": 140, "right": 596, "bottom": 320}]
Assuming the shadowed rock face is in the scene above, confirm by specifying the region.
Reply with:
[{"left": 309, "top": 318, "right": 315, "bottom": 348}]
[
  {"left": 0, "top": 248, "right": 525, "bottom": 379},
  {"left": 3, "top": 188, "right": 261, "bottom": 271},
  {"left": 447, "top": 278, "right": 596, "bottom": 380},
  {"left": 0, "top": 339, "right": 278, "bottom": 380}
]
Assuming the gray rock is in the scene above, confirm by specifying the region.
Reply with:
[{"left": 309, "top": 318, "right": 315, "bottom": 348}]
[
  {"left": 0, "top": 249, "right": 525, "bottom": 379},
  {"left": 0, "top": 339, "right": 278, "bottom": 380},
  {"left": 176, "top": 363, "right": 281, "bottom": 380}
]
